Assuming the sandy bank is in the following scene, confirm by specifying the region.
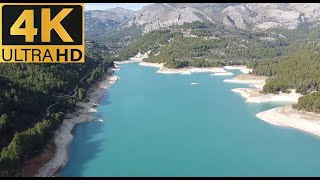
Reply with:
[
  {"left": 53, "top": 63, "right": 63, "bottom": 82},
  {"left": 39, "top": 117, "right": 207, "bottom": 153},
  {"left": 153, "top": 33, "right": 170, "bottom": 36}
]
[
  {"left": 224, "top": 74, "right": 267, "bottom": 90},
  {"left": 138, "top": 61, "right": 238, "bottom": 75},
  {"left": 225, "top": 74, "right": 301, "bottom": 103},
  {"left": 223, "top": 65, "right": 252, "bottom": 74},
  {"left": 226, "top": 73, "right": 318, "bottom": 138},
  {"left": 138, "top": 62, "right": 252, "bottom": 75},
  {"left": 116, "top": 59, "right": 247, "bottom": 76},
  {"left": 115, "top": 51, "right": 150, "bottom": 64},
  {"left": 232, "top": 88, "right": 302, "bottom": 103},
  {"left": 257, "top": 106, "right": 320, "bottom": 137},
  {"left": 240, "top": 68, "right": 252, "bottom": 74},
  {"left": 139, "top": 62, "right": 164, "bottom": 68},
  {"left": 114, "top": 59, "right": 141, "bottom": 64},
  {"left": 211, "top": 72, "right": 234, "bottom": 76},
  {"left": 33, "top": 73, "right": 118, "bottom": 177},
  {"left": 157, "top": 66, "right": 227, "bottom": 74}
]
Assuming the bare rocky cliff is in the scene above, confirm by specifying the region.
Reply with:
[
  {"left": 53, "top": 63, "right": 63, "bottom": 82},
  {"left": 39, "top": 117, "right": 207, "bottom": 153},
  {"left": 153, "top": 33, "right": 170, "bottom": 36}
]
[
  {"left": 222, "top": 3, "right": 320, "bottom": 30},
  {"left": 123, "top": 3, "right": 320, "bottom": 32},
  {"left": 125, "top": 3, "right": 238, "bottom": 32},
  {"left": 85, "top": 7, "right": 135, "bottom": 37},
  {"left": 85, "top": 3, "right": 320, "bottom": 35}
]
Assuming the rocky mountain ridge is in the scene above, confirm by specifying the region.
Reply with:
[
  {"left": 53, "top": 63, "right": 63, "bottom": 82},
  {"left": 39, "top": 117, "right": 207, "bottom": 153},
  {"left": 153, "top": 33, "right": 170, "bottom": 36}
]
[{"left": 85, "top": 3, "right": 320, "bottom": 37}]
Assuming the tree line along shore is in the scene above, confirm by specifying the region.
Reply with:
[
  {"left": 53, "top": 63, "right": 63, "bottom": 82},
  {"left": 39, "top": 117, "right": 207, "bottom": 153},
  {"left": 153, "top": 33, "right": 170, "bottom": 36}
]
[
  {"left": 113, "top": 21, "right": 320, "bottom": 138},
  {"left": 112, "top": 21, "right": 320, "bottom": 114},
  {"left": 0, "top": 41, "right": 115, "bottom": 176}
]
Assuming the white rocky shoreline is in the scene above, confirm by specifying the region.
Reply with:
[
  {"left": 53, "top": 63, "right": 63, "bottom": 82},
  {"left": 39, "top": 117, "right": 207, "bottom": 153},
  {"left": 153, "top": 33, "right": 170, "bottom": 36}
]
[
  {"left": 32, "top": 54, "right": 320, "bottom": 177},
  {"left": 136, "top": 59, "right": 320, "bottom": 138},
  {"left": 33, "top": 69, "right": 119, "bottom": 177},
  {"left": 224, "top": 72, "right": 320, "bottom": 137}
]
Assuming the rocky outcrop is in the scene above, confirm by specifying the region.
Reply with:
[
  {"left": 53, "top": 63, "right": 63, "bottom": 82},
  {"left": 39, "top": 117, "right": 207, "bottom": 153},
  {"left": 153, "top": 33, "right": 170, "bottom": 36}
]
[
  {"left": 222, "top": 3, "right": 320, "bottom": 30},
  {"left": 125, "top": 3, "right": 238, "bottom": 33},
  {"left": 86, "top": 7, "right": 135, "bottom": 22},
  {"left": 85, "top": 3, "right": 320, "bottom": 34},
  {"left": 85, "top": 7, "right": 135, "bottom": 37},
  {"left": 123, "top": 3, "right": 320, "bottom": 32}
]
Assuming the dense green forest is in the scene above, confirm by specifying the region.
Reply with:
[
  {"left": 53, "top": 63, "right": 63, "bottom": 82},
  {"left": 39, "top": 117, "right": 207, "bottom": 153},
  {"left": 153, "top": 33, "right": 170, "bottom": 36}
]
[
  {"left": 116, "top": 21, "right": 300, "bottom": 68},
  {"left": 116, "top": 29, "right": 182, "bottom": 61},
  {"left": 293, "top": 92, "right": 320, "bottom": 113},
  {"left": 0, "top": 41, "right": 114, "bottom": 176},
  {"left": 114, "top": 22, "right": 320, "bottom": 70},
  {"left": 247, "top": 45, "right": 320, "bottom": 113}
]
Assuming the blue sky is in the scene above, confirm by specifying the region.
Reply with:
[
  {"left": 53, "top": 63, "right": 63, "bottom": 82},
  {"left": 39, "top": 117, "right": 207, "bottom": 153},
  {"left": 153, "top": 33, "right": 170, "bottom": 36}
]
[{"left": 84, "top": 3, "right": 152, "bottom": 11}]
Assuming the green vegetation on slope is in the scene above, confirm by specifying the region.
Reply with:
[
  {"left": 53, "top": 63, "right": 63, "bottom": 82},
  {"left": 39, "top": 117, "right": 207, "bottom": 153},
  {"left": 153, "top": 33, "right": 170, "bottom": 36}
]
[
  {"left": 0, "top": 41, "right": 114, "bottom": 176},
  {"left": 115, "top": 21, "right": 320, "bottom": 113},
  {"left": 249, "top": 45, "right": 320, "bottom": 95},
  {"left": 117, "top": 29, "right": 182, "bottom": 61},
  {"left": 117, "top": 21, "right": 294, "bottom": 68},
  {"left": 293, "top": 92, "right": 320, "bottom": 113},
  {"left": 0, "top": 113, "right": 64, "bottom": 176},
  {"left": 248, "top": 45, "right": 320, "bottom": 113}
]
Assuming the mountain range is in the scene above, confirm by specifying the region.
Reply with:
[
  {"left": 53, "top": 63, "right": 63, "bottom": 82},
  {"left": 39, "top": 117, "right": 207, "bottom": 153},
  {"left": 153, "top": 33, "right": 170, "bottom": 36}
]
[{"left": 85, "top": 3, "right": 320, "bottom": 35}]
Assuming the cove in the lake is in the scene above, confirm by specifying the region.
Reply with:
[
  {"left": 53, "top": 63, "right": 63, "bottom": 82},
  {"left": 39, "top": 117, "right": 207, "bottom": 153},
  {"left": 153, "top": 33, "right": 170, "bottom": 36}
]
[{"left": 60, "top": 63, "right": 320, "bottom": 177}]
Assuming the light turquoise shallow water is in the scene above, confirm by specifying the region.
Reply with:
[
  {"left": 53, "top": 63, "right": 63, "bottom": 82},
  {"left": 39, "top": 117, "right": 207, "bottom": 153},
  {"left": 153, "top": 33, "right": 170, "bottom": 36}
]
[{"left": 60, "top": 63, "right": 320, "bottom": 177}]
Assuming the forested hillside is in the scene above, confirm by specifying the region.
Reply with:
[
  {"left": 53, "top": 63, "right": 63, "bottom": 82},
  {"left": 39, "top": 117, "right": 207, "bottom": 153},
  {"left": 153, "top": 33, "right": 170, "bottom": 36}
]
[
  {"left": 247, "top": 45, "right": 320, "bottom": 113},
  {"left": 116, "top": 21, "right": 307, "bottom": 68},
  {"left": 114, "top": 21, "right": 320, "bottom": 113},
  {"left": 117, "top": 29, "right": 181, "bottom": 61},
  {"left": 0, "top": 41, "right": 114, "bottom": 176},
  {"left": 115, "top": 21, "right": 320, "bottom": 68}
]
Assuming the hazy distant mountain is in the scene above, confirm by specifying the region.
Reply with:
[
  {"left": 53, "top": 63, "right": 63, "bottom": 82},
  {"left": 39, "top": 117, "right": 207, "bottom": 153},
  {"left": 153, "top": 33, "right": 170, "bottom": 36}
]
[
  {"left": 123, "top": 3, "right": 320, "bottom": 32},
  {"left": 222, "top": 3, "right": 320, "bottom": 30},
  {"left": 85, "top": 7, "right": 135, "bottom": 38},
  {"left": 124, "top": 3, "right": 240, "bottom": 33},
  {"left": 85, "top": 3, "right": 320, "bottom": 36}
]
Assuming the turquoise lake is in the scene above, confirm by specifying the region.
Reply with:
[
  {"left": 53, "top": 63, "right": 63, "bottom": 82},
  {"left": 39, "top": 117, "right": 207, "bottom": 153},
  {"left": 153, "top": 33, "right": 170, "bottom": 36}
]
[{"left": 60, "top": 63, "right": 320, "bottom": 177}]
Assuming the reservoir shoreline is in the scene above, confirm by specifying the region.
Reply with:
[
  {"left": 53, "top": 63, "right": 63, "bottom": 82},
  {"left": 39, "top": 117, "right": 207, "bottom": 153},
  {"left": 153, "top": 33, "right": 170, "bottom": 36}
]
[
  {"left": 27, "top": 58, "right": 320, "bottom": 176},
  {"left": 122, "top": 58, "right": 320, "bottom": 138},
  {"left": 130, "top": 58, "right": 320, "bottom": 138},
  {"left": 24, "top": 68, "right": 119, "bottom": 177},
  {"left": 224, "top": 73, "right": 320, "bottom": 137}
]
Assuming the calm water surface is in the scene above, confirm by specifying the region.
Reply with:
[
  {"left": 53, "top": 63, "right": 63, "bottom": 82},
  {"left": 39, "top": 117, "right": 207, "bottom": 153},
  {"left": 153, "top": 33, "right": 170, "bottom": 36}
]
[{"left": 60, "top": 63, "right": 320, "bottom": 177}]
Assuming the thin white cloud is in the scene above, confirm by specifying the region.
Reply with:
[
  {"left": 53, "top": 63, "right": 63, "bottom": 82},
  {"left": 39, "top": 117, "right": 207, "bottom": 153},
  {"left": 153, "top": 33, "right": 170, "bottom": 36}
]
[{"left": 84, "top": 3, "right": 152, "bottom": 11}]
